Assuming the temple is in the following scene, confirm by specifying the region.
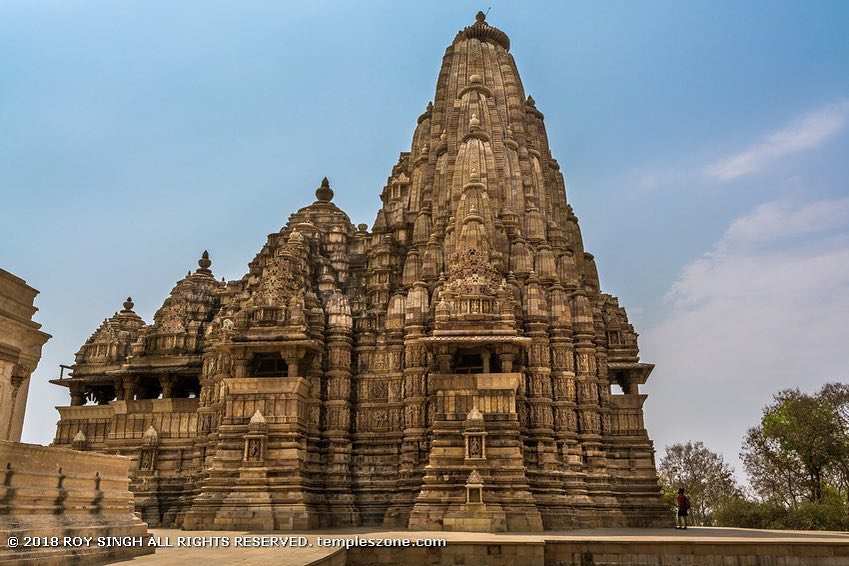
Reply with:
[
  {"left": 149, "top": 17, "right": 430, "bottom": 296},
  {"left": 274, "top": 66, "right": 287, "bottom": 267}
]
[{"left": 51, "top": 13, "right": 667, "bottom": 531}]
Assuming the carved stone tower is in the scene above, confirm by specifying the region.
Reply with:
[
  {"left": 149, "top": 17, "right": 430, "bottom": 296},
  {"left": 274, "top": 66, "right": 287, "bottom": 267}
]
[{"left": 52, "top": 13, "right": 668, "bottom": 531}]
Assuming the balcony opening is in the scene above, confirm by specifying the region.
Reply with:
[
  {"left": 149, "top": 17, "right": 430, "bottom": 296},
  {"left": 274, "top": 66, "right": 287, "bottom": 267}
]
[
  {"left": 251, "top": 353, "right": 288, "bottom": 377},
  {"left": 612, "top": 370, "right": 630, "bottom": 395},
  {"left": 173, "top": 376, "right": 201, "bottom": 398},
  {"left": 85, "top": 385, "right": 116, "bottom": 405},
  {"left": 454, "top": 351, "right": 484, "bottom": 374},
  {"left": 136, "top": 380, "right": 162, "bottom": 400}
]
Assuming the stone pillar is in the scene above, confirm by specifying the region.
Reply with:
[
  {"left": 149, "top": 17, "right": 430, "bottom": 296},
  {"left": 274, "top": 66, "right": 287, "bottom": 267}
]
[
  {"left": 122, "top": 375, "right": 137, "bottom": 402},
  {"left": 549, "top": 283, "right": 587, "bottom": 516},
  {"left": 113, "top": 377, "right": 125, "bottom": 403},
  {"left": 159, "top": 374, "right": 174, "bottom": 399},
  {"left": 523, "top": 280, "right": 563, "bottom": 528},
  {"left": 323, "top": 317, "right": 358, "bottom": 526},
  {"left": 387, "top": 279, "right": 430, "bottom": 525},
  {"left": 572, "top": 290, "right": 616, "bottom": 520},
  {"left": 233, "top": 355, "right": 248, "bottom": 378},
  {"left": 498, "top": 350, "right": 516, "bottom": 373},
  {"left": 70, "top": 382, "right": 86, "bottom": 406},
  {"left": 5, "top": 370, "right": 28, "bottom": 441}
]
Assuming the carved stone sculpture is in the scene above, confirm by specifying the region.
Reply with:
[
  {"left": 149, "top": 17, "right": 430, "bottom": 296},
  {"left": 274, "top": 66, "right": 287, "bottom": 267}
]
[{"left": 51, "top": 12, "right": 667, "bottom": 531}]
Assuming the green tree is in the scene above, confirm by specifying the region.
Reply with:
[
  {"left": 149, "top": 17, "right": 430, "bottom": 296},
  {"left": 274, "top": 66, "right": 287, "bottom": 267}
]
[
  {"left": 658, "top": 441, "right": 741, "bottom": 526},
  {"left": 818, "top": 383, "right": 849, "bottom": 501},
  {"left": 716, "top": 382, "right": 849, "bottom": 531},
  {"left": 742, "top": 386, "right": 846, "bottom": 504}
]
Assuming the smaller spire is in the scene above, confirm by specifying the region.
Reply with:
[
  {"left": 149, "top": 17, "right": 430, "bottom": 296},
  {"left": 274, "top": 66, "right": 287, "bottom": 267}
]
[
  {"left": 197, "top": 250, "right": 212, "bottom": 274},
  {"left": 71, "top": 430, "right": 87, "bottom": 450},
  {"left": 315, "top": 177, "right": 334, "bottom": 202},
  {"left": 249, "top": 409, "right": 268, "bottom": 433},
  {"left": 143, "top": 425, "right": 159, "bottom": 444},
  {"left": 122, "top": 297, "right": 134, "bottom": 311},
  {"left": 467, "top": 468, "right": 484, "bottom": 485},
  {"left": 469, "top": 113, "right": 480, "bottom": 130}
]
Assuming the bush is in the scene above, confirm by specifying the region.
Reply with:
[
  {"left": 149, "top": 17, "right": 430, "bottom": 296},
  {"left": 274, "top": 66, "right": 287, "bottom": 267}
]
[
  {"left": 714, "top": 497, "right": 783, "bottom": 529},
  {"left": 715, "top": 495, "right": 849, "bottom": 531},
  {"left": 782, "top": 494, "right": 848, "bottom": 531}
]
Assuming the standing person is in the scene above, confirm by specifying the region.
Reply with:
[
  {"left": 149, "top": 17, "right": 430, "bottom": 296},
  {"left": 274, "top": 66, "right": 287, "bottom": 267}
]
[{"left": 676, "top": 487, "right": 690, "bottom": 529}]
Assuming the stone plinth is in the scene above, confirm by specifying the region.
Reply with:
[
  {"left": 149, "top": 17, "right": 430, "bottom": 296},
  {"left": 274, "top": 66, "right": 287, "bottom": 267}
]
[
  {"left": 108, "top": 527, "right": 849, "bottom": 566},
  {"left": 0, "top": 440, "right": 153, "bottom": 565}
]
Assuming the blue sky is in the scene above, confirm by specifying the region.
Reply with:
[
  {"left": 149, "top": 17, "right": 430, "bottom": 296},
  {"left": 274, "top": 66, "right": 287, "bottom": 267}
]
[{"left": 2, "top": 1, "right": 848, "bottom": 481}]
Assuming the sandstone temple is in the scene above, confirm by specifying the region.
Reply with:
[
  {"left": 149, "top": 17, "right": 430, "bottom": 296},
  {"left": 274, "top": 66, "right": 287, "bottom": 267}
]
[{"left": 51, "top": 13, "right": 667, "bottom": 532}]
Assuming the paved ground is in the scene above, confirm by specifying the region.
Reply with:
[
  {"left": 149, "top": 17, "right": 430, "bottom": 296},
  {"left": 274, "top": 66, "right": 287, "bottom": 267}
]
[{"left": 108, "top": 527, "right": 849, "bottom": 565}]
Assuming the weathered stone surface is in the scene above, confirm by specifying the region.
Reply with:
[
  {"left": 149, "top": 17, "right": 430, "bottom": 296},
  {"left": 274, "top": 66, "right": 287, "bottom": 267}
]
[
  {"left": 112, "top": 527, "right": 849, "bottom": 566},
  {"left": 0, "top": 269, "right": 50, "bottom": 442},
  {"left": 51, "top": 13, "right": 668, "bottom": 531},
  {"left": 0, "top": 268, "right": 152, "bottom": 564},
  {"left": 0, "top": 441, "right": 153, "bottom": 564}
]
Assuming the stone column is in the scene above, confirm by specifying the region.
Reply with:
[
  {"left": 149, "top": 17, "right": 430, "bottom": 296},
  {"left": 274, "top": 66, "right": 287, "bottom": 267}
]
[
  {"left": 547, "top": 284, "right": 587, "bottom": 527},
  {"left": 523, "top": 281, "right": 562, "bottom": 528},
  {"left": 70, "top": 382, "right": 86, "bottom": 406},
  {"left": 323, "top": 321, "right": 358, "bottom": 526},
  {"left": 122, "top": 375, "right": 137, "bottom": 402},
  {"left": 572, "top": 290, "right": 615, "bottom": 516},
  {"left": 159, "top": 374, "right": 174, "bottom": 399},
  {"left": 5, "top": 370, "right": 27, "bottom": 441}
]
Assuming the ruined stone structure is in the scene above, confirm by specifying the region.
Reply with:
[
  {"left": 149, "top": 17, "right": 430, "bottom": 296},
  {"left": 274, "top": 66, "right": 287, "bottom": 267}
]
[
  {"left": 0, "top": 268, "right": 152, "bottom": 564},
  {"left": 52, "top": 13, "right": 667, "bottom": 531},
  {"left": 0, "top": 268, "right": 51, "bottom": 442}
]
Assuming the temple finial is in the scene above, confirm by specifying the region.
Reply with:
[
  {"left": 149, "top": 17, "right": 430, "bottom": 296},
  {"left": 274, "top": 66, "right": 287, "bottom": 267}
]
[
  {"left": 122, "top": 297, "right": 134, "bottom": 311},
  {"left": 316, "top": 177, "right": 334, "bottom": 202},
  {"left": 197, "top": 250, "right": 212, "bottom": 274},
  {"left": 455, "top": 8, "right": 509, "bottom": 50}
]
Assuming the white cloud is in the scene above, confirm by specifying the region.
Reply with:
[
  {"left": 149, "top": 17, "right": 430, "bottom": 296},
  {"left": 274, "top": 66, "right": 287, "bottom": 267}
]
[
  {"left": 719, "top": 196, "right": 849, "bottom": 249},
  {"left": 641, "top": 195, "right": 849, "bottom": 481},
  {"left": 706, "top": 100, "right": 849, "bottom": 181}
]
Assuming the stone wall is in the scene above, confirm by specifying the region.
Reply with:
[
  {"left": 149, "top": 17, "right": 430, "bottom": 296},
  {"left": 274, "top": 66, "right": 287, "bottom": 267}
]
[
  {"left": 339, "top": 537, "right": 849, "bottom": 566},
  {"left": 0, "top": 441, "right": 153, "bottom": 565}
]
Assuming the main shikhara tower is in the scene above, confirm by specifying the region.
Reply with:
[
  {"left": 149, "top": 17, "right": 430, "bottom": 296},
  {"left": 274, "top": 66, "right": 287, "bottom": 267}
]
[{"left": 52, "top": 13, "right": 667, "bottom": 531}]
